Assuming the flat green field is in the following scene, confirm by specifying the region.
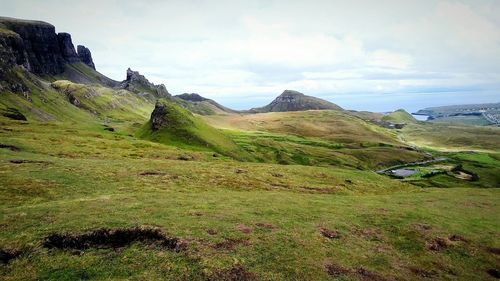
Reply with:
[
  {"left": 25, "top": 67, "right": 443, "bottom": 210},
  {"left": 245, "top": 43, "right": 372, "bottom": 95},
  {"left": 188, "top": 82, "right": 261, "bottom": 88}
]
[{"left": 1, "top": 117, "right": 499, "bottom": 280}]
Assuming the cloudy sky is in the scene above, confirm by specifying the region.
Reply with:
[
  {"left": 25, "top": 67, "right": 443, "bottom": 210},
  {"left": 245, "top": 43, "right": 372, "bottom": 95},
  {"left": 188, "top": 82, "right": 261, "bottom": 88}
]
[{"left": 2, "top": 0, "right": 499, "bottom": 111}]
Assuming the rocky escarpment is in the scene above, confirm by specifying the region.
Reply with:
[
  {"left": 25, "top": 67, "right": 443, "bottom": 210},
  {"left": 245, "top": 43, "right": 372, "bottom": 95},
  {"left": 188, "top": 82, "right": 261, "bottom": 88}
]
[
  {"left": 0, "top": 17, "right": 95, "bottom": 75},
  {"left": 77, "top": 45, "right": 95, "bottom": 70},
  {"left": 249, "top": 90, "right": 343, "bottom": 113},
  {"left": 120, "top": 68, "right": 171, "bottom": 100}
]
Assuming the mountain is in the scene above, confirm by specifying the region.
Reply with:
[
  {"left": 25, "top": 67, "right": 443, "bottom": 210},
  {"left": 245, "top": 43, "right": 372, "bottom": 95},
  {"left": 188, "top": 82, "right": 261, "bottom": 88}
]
[
  {"left": 382, "top": 109, "right": 417, "bottom": 124},
  {"left": 248, "top": 90, "right": 342, "bottom": 113},
  {"left": 173, "top": 93, "right": 237, "bottom": 115},
  {"left": 414, "top": 103, "right": 500, "bottom": 126}
]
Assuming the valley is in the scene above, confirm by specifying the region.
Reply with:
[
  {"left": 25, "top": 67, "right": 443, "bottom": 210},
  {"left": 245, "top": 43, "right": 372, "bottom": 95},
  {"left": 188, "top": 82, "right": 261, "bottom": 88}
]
[{"left": 0, "top": 16, "right": 499, "bottom": 281}]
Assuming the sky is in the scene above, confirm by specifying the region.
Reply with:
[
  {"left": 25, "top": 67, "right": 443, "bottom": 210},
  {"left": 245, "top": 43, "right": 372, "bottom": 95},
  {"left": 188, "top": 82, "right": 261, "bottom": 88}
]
[{"left": 1, "top": 0, "right": 500, "bottom": 112}]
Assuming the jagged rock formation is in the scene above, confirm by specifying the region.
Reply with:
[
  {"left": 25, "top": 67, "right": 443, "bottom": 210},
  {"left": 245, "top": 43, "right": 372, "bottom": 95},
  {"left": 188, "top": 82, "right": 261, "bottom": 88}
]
[
  {"left": 77, "top": 45, "right": 95, "bottom": 70},
  {"left": 0, "top": 16, "right": 95, "bottom": 75},
  {"left": 120, "top": 68, "right": 171, "bottom": 100},
  {"left": 249, "top": 90, "right": 342, "bottom": 113},
  {"left": 57, "top": 32, "right": 79, "bottom": 63}
]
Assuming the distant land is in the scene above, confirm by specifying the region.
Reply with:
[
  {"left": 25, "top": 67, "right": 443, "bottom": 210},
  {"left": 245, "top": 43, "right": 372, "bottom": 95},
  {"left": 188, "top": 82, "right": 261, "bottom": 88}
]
[{"left": 414, "top": 102, "right": 500, "bottom": 126}]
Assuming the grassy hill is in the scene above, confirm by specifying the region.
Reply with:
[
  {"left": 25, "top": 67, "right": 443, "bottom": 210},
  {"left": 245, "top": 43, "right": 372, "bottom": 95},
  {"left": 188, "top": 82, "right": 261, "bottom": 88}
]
[
  {"left": 136, "top": 99, "right": 248, "bottom": 160},
  {"left": 382, "top": 109, "right": 417, "bottom": 124}
]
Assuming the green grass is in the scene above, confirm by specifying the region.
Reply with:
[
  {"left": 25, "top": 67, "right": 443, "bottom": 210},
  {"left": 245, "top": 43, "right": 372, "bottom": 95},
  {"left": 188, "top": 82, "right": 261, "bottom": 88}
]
[
  {"left": 0, "top": 116, "right": 499, "bottom": 280},
  {"left": 382, "top": 109, "right": 417, "bottom": 124},
  {"left": 136, "top": 99, "right": 250, "bottom": 160},
  {"left": 1, "top": 68, "right": 500, "bottom": 280}
]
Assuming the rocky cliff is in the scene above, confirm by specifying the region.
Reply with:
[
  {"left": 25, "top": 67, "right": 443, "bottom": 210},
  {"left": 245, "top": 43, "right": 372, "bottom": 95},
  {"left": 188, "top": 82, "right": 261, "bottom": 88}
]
[
  {"left": 120, "top": 68, "right": 171, "bottom": 100},
  {"left": 249, "top": 90, "right": 343, "bottom": 113},
  {"left": 0, "top": 17, "right": 95, "bottom": 75}
]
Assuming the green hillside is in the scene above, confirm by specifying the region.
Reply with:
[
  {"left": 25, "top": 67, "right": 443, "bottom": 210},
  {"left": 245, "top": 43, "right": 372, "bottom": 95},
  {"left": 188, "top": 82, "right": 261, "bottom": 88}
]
[
  {"left": 137, "top": 99, "right": 248, "bottom": 160},
  {"left": 382, "top": 109, "right": 417, "bottom": 124}
]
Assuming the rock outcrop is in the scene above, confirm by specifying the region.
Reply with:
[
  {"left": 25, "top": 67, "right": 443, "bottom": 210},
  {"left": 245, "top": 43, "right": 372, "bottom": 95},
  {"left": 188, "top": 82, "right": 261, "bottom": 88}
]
[
  {"left": 120, "top": 68, "right": 171, "bottom": 100},
  {"left": 57, "top": 32, "right": 79, "bottom": 63},
  {"left": 77, "top": 45, "right": 95, "bottom": 70},
  {"left": 249, "top": 90, "right": 343, "bottom": 113},
  {"left": 0, "top": 16, "right": 96, "bottom": 75}
]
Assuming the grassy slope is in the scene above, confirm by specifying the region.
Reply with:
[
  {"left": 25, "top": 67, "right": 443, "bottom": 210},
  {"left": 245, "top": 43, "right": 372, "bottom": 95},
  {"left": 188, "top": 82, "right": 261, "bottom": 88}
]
[
  {"left": 382, "top": 109, "right": 417, "bottom": 123},
  {"left": 401, "top": 122, "right": 500, "bottom": 152},
  {"left": 136, "top": 100, "right": 249, "bottom": 160},
  {"left": 203, "top": 110, "right": 427, "bottom": 169},
  {"left": 0, "top": 118, "right": 499, "bottom": 280}
]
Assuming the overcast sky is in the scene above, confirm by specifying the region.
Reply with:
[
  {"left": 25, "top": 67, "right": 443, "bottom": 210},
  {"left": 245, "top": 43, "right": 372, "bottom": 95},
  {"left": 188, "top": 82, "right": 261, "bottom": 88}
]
[{"left": 1, "top": 0, "right": 499, "bottom": 111}]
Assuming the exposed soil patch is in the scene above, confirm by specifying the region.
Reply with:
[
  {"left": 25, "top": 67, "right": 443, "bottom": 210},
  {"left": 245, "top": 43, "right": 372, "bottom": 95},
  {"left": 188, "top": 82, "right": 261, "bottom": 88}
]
[
  {"left": 487, "top": 269, "right": 500, "bottom": 279},
  {"left": 325, "top": 263, "right": 385, "bottom": 281},
  {"left": 236, "top": 224, "right": 253, "bottom": 234},
  {"left": 448, "top": 234, "right": 468, "bottom": 243},
  {"left": 0, "top": 144, "right": 20, "bottom": 151},
  {"left": 320, "top": 227, "right": 341, "bottom": 239},
  {"left": 427, "top": 237, "right": 452, "bottom": 251},
  {"left": 352, "top": 228, "right": 384, "bottom": 241},
  {"left": 10, "top": 159, "right": 51, "bottom": 164},
  {"left": 487, "top": 247, "right": 500, "bottom": 255},
  {"left": 139, "top": 171, "right": 166, "bottom": 176},
  {"left": 355, "top": 267, "right": 386, "bottom": 281},
  {"left": 213, "top": 238, "right": 248, "bottom": 251},
  {"left": 0, "top": 249, "right": 22, "bottom": 264},
  {"left": 43, "top": 227, "right": 182, "bottom": 252},
  {"left": 207, "top": 265, "right": 256, "bottom": 281},
  {"left": 206, "top": 229, "right": 218, "bottom": 235},
  {"left": 325, "top": 262, "right": 351, "bottom": 278},
  {"left": 177, "top": 155, "right": 191, "bottom": 161},
  {"left": 255, "top": 223, "right": 276, "bottom": 230},
  {"left": 409, "top": 267, "right": 438, "bottom": 278}
]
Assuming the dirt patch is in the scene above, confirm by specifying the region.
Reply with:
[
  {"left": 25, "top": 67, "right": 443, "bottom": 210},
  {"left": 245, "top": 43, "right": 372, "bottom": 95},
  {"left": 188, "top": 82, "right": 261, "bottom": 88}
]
[
  {"left": 487, "top": 247, "right": 500, "bottom": 255},
  {"left": 487, "top": 269, "right": 500, "bottom": 279},
  {"left": 207, "top": 265, "right": 256, "bottom": 281},
  {"left": 206, "top": 229, "right": 218, "bottom": 235},
  {"left": 9, "top": 159, "right": 51, "bottom": 164},
  {"left": 414, "top": 223, "right": 432, "bottom": 232},
  {"left": 320, "top": 227, "right": 341, "bottom": 239},
  {"left": 355, "top": 267, "right": 386, "bottom": 281},
  {"left": 43, "top": 227, "right": 182, "bottom": 251},
  {"left": 325, "top": 262, "right": 351, "bottom": 278},
  {"left": 0, "top": 144, "right": 20, "bottom": 151},
  {"left": 0, "top": 249, "right": 22, "bottom": 264},
  {"left": 325, "top": 262, "right": 386, "bottom": 280},
  {"left": 139, "top": 171, "right": 166, "bottom": 176},
  {"left": 213, "top": 238, "right": 248, "bottom": 251},
  {"left": 236, "top": 224, "right": 252, "bottom": 234},
  {"left": 448, "top": 234, "right": 468, "bottom": 243},
  {"left": 177, "top": 155, "right": 191, "bottom": 161},
  {"left": 427, "top": 237, "right": 452, "bottom": 251},
  {"left": 409, "top": 267, "right": 438, "bottom": 278},
  {"left": 255, "top": 223, "right": 276, "bottom": 230},
  {"left": 352, "top": 228, "right": 384, "bottom": 241}
]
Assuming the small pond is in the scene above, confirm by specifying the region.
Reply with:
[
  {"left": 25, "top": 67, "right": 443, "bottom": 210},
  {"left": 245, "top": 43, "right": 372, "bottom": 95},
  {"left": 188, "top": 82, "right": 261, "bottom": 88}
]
[{"left": 390, "top": 169, "right": 417, "bottom": 177}]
